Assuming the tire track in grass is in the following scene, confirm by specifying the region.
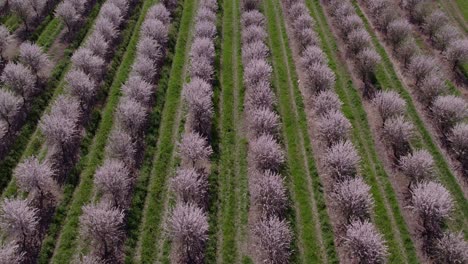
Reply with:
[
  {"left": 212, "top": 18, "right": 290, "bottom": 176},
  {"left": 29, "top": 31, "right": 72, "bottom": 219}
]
[
  {"left": 305, "top": 0, "right": 419, "bottom": 262},
  {"left": 352, "top": 1, "right": 468, "bottom": 234},
  {"left": 132, "top": 0, "right": 197, "bottom": 261},
  {"left": 264, "top": 0, "right": 339, "bottom": 263},
  {"left": 211, "top": 0, "right": 247, "bottom": 261},
  {"left": 45, "top": 0, "right": 161, "bottom": 262}
]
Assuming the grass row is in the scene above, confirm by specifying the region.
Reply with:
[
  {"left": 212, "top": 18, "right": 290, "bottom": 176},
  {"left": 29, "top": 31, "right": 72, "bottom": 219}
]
[
  {"left": 133, "top": 0, "right": 197, "bottom": 261},
  {"left": 45, "top": 0, "right": 169, "bottom": 262},
  {"left": 206, "top": 0, "right": 248, "bottom": 261},
  {"left": 0, "top": 0, "right": 107, "bottom": 198},
  {"left": 264, "top": 0, "right": 339, "bottom": 263},
  {"left": 352, "top": 0, "right": 468, "bottom": 234},
  {"left": 305, "top": 0, "right": 420, "bottom": 262}
]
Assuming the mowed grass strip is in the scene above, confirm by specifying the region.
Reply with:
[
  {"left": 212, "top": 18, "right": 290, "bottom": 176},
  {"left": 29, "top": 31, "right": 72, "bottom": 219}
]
[
  {"left": 207, "top": 0, "right": 247, "bottom": 261},
  {"left": 263, "top": 0, "right": 339, "bottom": 263},
  {"left": 305, "top": 0, "right": 419, "bottom": 262},
  {"left": 352, "top": 1, "right": 468, "bottom": 234},
  {"left": 0, "top": 0, "right": 107, "bottom": 198},
  {"left": 47, "top": 0, "right": 161, "bottom": 262},
  {"left": 135, "top": 0, "right": 197, "bottom": 262}
]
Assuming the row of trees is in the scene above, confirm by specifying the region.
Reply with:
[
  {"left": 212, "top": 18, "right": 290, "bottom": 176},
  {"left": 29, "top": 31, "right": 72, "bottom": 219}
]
[
  {"left": 325, "top": 0, "right": 468, "bottom": 262},
  {"left": 400, "top": 0, "right": 468, "bottom": 71},
  {"left": 4, "top": 0, "right": 57, "bottom": 32},
  {"left": 0, "top": 39, "right": 50, "bottom": 158},
  {"left": 75, "top": 2, "right": 175, "bottom": 263},
  {"left": 373, "top": 89, "right": 468, "bottom": 262},
  {"left": 241, "top": 1, "right": 292, "bottom": 263},
  {"left": 0, "top": 0, "right": 132, "bottom": 263},
  {"left": 167, "top": 1, "right": 216, "bottom": 263},
  {"left": 326, "top": 0, "right": 381, "bottom": 98},
  {"left": 350, "top": 0, "right": 468, "bottom": 260},
  {"left": 284, "top": 0, "right": 389, "bottom": 262}
]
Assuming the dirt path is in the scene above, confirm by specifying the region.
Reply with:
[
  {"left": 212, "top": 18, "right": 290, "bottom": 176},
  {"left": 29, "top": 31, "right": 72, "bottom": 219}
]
[{"left": 266, "top": 1, "right": 336, "bottom": 262}]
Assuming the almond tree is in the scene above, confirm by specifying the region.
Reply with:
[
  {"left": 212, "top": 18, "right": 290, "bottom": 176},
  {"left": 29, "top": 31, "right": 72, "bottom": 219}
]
[
  {"left": 245, "top": 81, "right": 276, "bottom": 110},
  {"left": 94, "top": 160, "right": 131, "bottom": 208},
  {"left": 424, "top": 10, "right": 448, "bottom": 39},
  {"left": 195, "top": 21, "right": 216, "bottom": 39},
  {"left": 247, "top": 107, "right": 279, "bottom": 138},
  {"left": 168, "top": 203, "right": 208, "bottom": 264},
  {"left": 387, "top": 19, "right": 411, "bottom": 49},
  {"left": 300, "top": 45, "right": 327, "bottom": 68},
  {"left": 372, "top": 90, "right": 406, "bottom": 123},
  {"left": 418, "top": 75, "right": 445, "bottom": 105},
  {"left": 0, "top": 242, "right": 23, "bottom": 264},
  {"left": 434, "top": 231, "right": 468, "bottom": 264},
  {"left": 344, "top": 219, "right": 388, "bottom": 264},
  {"left": 317, "top": 110, "right": 351, "bottom": 146},
  {"left": 242, "top": 40, "right": 268, "bottom": 64},
  {"left": 94, "top": 18, "right": 118, "bottom": 42},
  {"left": 410, "top": 181, "right": 453, "bottom": 238},
  {"left": 249, "top": 134, "right": 284, "bottom": 172},
  {"left": 190, "top": 37, "right": 215, "bottom": 60},
  {"left": 397, "top": 39, "right": 417, "bottom": 68},
  {"left": 0, "top": 89, "right": 22, "bottom": 135},
  {"left": 115, "top": 97, "right": 147, "bottom": 138},
  {"left": 80, "top": 203, "right": 124, "bottom": 261},
  {"left": 252, "top": 216, "right": 292, "bottom": 264},
  {"left": 132, "top": 55, "right": 157, "bottom": 83},
  {"left": 14, "top": 157, "right": 59, "bottom": 209},
  {"left": 100, "top": 3, "right": 122, "bottom": 26},
  {"left": 250, "top": 170, "right": 288, "bottom": 217},
  {"left": 86, "top": 34, "right": 109, "bottom": 58},
  {"left": 66, "top": 69, "right": 97, "bottom": 111},
  {"left": 449, "top": 123, "right": 468, "bottom": 174},
  {"left": 323, "top": 140, "right": 360, "bottom": 182},
  {"left": 0, "top": 25, "right": 11, "bottom": 61},
  {"left": 1, "top": 62, "right": 37, "bottom": 101},
  {"left": 303, "top": 62, "right": 335, "bottom": 94},
  {"left": 121, "top": 76, "right": 153, "bottom": 107},
  {"left": 244, "top": 59, "right": 272, "bottom": 89},
  {"left": 399, "top": 150, "right": 434, "bottom": 187},
  {"left": 141, "top": 19, "right": 168, "bottom": 45},
  {"left": 183, "top": 77, "right": 213, "bottom": 135},
  {"left": 196, "top": 7, "right": 216, "bottom": 24},
  {"left": 434, "top": 25, "right": 460, "bottom": 51},
  {"left": 10, "top": 0, "right": 34, "bottom": 31},
  {"left": 446, "top": 39, "right": 468, "bottom": 71},
  {"left": 137, "top": 37, "right": 162, "bottom": 65},
  {"left": 0, "top": 198, "right": 38, "bottom": 254},
  {"left": 241, "top": 10, "right": 265, "bottom": 28},
  {"left": 431, "top": 95, "right": 468, "bottom": 133},
  {"left": 170, "top": 168, "right": 208, "bottom": 207},
  {"left": 313, "top": 90, "right": 342, "bottom": 116},
  {"left": 348, "top": 29, "right": 370, "bottom": 55},
  {"left": 147, "top": 4, "right": 171, "bottom": 25},
  {"left": 190, "top": 56, "right": 214, "bottom": 81},
  {"left": 409, "top": 55, "right": 437, "bottom": 87},
  {"left": 55, "top": 2, "right": 80, "bottom": 33},
  {"left": 356, "top": 48, "right": 381, "bottom": 97},
  {"left": 242, "top": 25, "right": 267, "bottom": 44},
  {"left": 105, "top": 129, "right": 137, "bottom": 169},
  {"left": 71, "top": 48, "right": 105, "bottom": 80},
  {"left": 18, "top": 42, "right": 49, "bottom": 75},
  {"left": 332, "top": 177, "right": 373, "bottom": 222},
  {"left": 383, "top": 116, "right": 414, "bottom": 159},
  {"left": 178, "top": 132, "right": 213, "bottom": 169}
]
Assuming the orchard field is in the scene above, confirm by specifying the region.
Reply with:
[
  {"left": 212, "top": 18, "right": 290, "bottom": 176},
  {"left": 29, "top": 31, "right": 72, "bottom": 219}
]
[{"left": 0, "top": 0, "right": 467, "bottom": 263}]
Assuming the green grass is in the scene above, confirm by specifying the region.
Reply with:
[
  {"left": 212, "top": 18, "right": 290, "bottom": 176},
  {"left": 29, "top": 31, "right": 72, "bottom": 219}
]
[
  {"left": 206, "top": 0, "right": 248, "bottom": 262},
  {"left": 305, "top": 0, "right": 420, "bottom": 263},
  {"left": 264, "top": 0, "right": 339, "bottom": 263},
  {"left": 46, "top": 1, "right": 157, "bottom": 262},
  {"left": 134, "top": 0, "right": 197, "bottom": 262},
  {"left": 352, "top": 1, "right": 468, "bottom": 235},
  {"left": 0, "top": 0, "right": 107, "bottom": 198},
  {"left": 122, "top": 3, "right": 184, "bottom": 264},
  {"left": 453, "top": 0, "right": 468, "bottom": 22}
]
